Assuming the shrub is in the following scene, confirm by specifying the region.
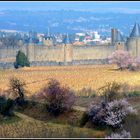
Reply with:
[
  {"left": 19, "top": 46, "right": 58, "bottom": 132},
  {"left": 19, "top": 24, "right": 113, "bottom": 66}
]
[
  {"left": 88, "top": 99, "right": 136, "bottom": 128},
  {"left": 98, "top": 82, "right": 122, "bottom": 103},
  {"left": 105, "top": 99, "right": 137, "bottom": 128},
  {"left": 8, "top": 77, "right": 28, "bottom": 108},
  {"left": 2, "top": 98, "right": 15, "bottom": 116},
  {"left": 79, "top": 112, "right": 89, "bottom": 127},
  {"left": 14, "top": 50, "right": 30, "bottom": 69},
  {"left": 88, "top": 101, "right": 107, "bottom": 127},
  {"left": 128, "top": 57, "right": 140, "bottom": 71},
  {"left": 78, "top": 87, "right": 96, "bottom": 97},
  {"left": 36, "top": 79, "right": 76, "bottom": 116},
  {"left": 0, "top": 96, "right": 7, "bottom": 114},
  {"left": 107, "top": 130, "right": 131, "bottom": 138},
  {"left": 9, "top": 77, "right": 26, "bottom": 99},
  {"left": 0, "top": 95, "right": 15, "bottom": 117},
  {"left": 120, "top": 83, "right": 131, "bottom": 95},
  {"left": 108, "top": 50, "right": 140, "bottom": 71},
  {"left": 108, "top": 50, "right": 131, "bottom": 70},
  {"left": 14, "top": 97, "right": 28, "bottom": 109}
]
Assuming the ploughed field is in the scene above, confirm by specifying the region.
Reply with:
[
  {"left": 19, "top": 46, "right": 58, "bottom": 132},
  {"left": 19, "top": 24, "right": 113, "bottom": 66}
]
[{"left": 0, "top": 64, "right": 140, "bottom": 96}]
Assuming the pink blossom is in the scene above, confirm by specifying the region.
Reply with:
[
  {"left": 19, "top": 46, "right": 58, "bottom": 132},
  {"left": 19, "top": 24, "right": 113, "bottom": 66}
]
[
  {"left": 108, "top": 50, "right": 140, "bottom": 71},
  {"left": 107, "top": 130, "right": 131, "bottom": 138}
]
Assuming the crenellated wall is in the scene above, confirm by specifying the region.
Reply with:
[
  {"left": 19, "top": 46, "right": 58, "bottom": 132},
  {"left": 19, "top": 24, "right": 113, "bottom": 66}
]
[
  {"left": 0, "top": 45, "right": 27, "bottom": 62},
  {"left": 32, "top": 45, "right": 65, "bottom": 62},
  {"left": 0, "top": 43, "right": 120, "bottom": 68},
  {"left": 26, "top": 44, "right": 115, "bottom": 64},
  {"left": 72, "top": 45, "right": 115, "bottom": 60}
]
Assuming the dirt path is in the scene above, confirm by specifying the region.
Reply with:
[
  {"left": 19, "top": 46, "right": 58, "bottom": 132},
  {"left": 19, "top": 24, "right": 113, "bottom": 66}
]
[
  {"left": 14, "top": 112, "right": 41, "bottom": 122},
  {"left": 14, "top": 105, "right": 87, "bottom": 122},
  {"left": 73, "top": 106, "right": 86, "bottom": 112}
]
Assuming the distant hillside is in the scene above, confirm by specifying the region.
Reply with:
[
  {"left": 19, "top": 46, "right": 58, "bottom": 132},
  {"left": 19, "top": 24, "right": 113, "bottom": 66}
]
[{"left": 0, "top": 10, "right": 139, "bottom": 36}]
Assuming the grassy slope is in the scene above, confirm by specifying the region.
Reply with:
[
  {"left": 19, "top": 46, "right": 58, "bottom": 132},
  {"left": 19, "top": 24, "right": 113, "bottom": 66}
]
[
  {"left": 0, "top": 99, "right": 139, "bottom": 138},
  {"left": 0, "top": 112, "right": 107, "bottom": 138}
]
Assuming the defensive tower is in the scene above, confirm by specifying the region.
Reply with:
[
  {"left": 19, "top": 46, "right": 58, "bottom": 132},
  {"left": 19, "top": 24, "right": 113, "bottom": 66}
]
[
  {"left": 126, "top": 23, "right": 140, "bottom": 57},
  {"left": 63, "top": 34, "right": 73, "bottom": 65}
]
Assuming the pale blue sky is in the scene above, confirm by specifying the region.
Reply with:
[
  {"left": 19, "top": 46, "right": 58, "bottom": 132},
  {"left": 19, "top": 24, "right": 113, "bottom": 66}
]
[{"left": 0, "top": 1, "right": 140, "bottom": 13}]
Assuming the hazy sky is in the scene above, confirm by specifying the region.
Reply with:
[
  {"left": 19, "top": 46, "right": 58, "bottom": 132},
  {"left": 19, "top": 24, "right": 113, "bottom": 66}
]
[{"left": 0, "top": 1, "right": 140, "bottom": 13}]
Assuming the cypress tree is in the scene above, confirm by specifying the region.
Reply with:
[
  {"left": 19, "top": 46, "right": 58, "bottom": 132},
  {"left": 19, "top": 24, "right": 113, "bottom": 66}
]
[{"left": 14, "top": 51, "right": 30, "bottom": 68}]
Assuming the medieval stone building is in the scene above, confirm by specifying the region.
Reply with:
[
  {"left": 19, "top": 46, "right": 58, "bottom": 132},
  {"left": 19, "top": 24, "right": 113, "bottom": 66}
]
[
  {"left": 0, "top": 23, "right": 139, "bottom": 68},
  {"left": 126, "top": 23, "right": 140, "bottom": 57}
]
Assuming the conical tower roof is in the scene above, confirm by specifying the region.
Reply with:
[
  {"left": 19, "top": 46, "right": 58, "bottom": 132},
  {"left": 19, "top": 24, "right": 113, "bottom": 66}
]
[
  {"left": 130, "top": 23, "right": 140, "bottom": 38},
  {"left": 63, "top": 34, "right": 71, "bottom": 44},
  {"left": 116, "top": 30, "right": 124, "bottom": 42},
  {"left": 66, "top": 34, "right": 70, "bottom": 44},
  {"left": 29, "top": 37, "right": 33, "bottom": 43}
]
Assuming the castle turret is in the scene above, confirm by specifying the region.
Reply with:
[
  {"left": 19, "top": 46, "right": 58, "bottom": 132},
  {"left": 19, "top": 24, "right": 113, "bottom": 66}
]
[
  {"left": 111, "top": 28, "right": 118, "bottom": 45},
  {"left": 115, "top": 30, "right": 126, "bottom": 50},
  {"left": 63, "top": 34, "right": 73, "bottom": 65},
  {"left": 126, "top": 23, "right": 140, "bottom": 57},
  {"left": 43, "top": 28, "right": 53, "bottom": 46},
  {"left": 27, "top": 40, "right": 35, "bottom": 62},
  {"left": 111, "top": 28, "right": 125, "bottom": 50},
  {"left": 130, "top": 23, "right": 140, "bottom": 38}
]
